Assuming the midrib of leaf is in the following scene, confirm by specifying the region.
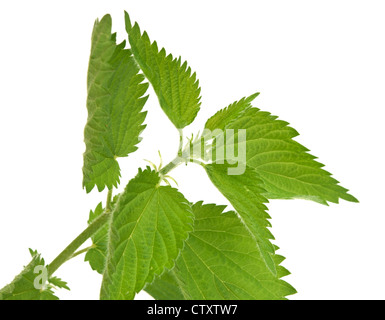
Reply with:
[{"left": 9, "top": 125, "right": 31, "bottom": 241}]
[
  {"left": 83, "top": 15, "right": 149, "bottom": 192},
  {"left": 125, "top": 12, "right": 201, "bottom": 129},
  {"left": 185, "top": 239, "right": 245, "bottom": 299},
  {"left": 100, "top": 167, "right": 193, "bottom": 300},
  {"left": 204, "top": 163, "right": 276, "bottom": 274},
  {"left": 179, "top": 249, "right": 208, "bottom": 299},
  {"left": 114, "top": 189, "right": 155, "bottom": 294},
  {"left": 191, "top": 232, "right": 265, "bottom": 280},
  {"left": 186, "top": 231, "right": 283, "bottom": 300},
  {"left": 147, "top": 202, "right": 295, "bottom": 300},
  {"left": 207, "top": 96, "right": 357, "bottom": 204}
]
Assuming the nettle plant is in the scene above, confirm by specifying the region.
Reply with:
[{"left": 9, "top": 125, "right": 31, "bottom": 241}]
[{"left": 0, "top": 12, "right": 357, "bottom": 300}]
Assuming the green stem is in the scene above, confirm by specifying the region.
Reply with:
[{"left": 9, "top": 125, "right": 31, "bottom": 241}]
[
  {"left": 177, "top": 129, "right": 183, "bottom": 157},
  {"left": 47, "top": 211, "right": 111, "bottom": 277},
  {"left": 47, "top": 156, "right": 187, "bottom": 277},
  {"left": 106, "top": 188, "right": 113, "bottom": 212},
  {"left": 68, "top": 245, "right": 96, "bottom": 261},
  {"left": 159, "top": 157, "right": 183, "bottom": 175}
]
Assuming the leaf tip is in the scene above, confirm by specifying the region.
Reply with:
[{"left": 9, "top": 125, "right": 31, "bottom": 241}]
[
  {"left": 124, "top": 11, "right": 132, "bottom": 32},
  {"left": 249, "top": 92, "right": 260, "bottom": 101},
  {"left": 343, "top": 192, "right": 359, "bottom": 204},
  {"left": 100, "top": 14, "right": 112, "bottom": 27}
]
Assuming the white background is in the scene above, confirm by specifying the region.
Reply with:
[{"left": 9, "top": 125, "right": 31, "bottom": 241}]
[{"left": 0, "top": 0, "right": 384, "bottom": 300}]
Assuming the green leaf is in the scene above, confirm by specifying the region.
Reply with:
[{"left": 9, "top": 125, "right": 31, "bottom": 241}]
[
  {"left": 205, "top": 93, "right": 259, "bottom": 131},
  {"left": 85, "top": 195, "right": 120, "bottom": 274},
  {"left": 148, "top": 202, "right": 295, "bottom": 300},
  {"left": 48, "top": 276, "right": 70, "bottom": 291},
  {"left": 83, "top": 14, "right": 149, "bottom": 193},
  {"left": 0, "top": 249, "right": 68, "bottom": 300},
  {"left": 84, "top": 202, "right": 187, "bottom": 300},
  {"left": 205, "top": 163, "right": 276, "bottom": 275},
  {"left": 209, "top": 95, "right": 358, "bottom": 205},
  {"left": 145, "top": 271, "right": 185, "bottom": 300},
  {"left": 100, "top": 167, "right": 193, "bottom": 300},
  {"left": 125, "top": 12, "right": 201, "bottom": 129},
  {"left": 84, "top": 202, "right": 108, "bottom": 274}
]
